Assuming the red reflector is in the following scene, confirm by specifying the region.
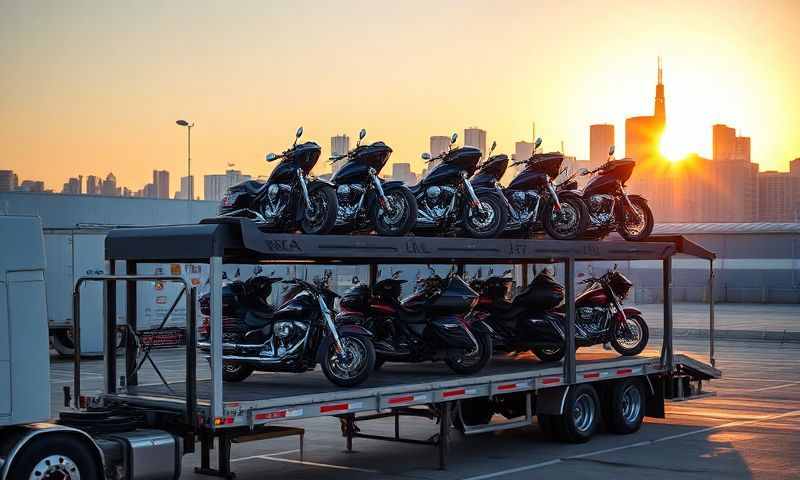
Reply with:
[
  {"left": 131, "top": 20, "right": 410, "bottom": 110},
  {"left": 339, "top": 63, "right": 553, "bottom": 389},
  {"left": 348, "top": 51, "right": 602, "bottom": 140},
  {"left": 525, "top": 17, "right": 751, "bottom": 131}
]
[
  {"left": 443, "top": 388, "right": 466, "bottom": 398},
  {"left": 617, "top": 368, "right": 633, "bottom": 375},
  {"left": 225, "top": 417, "right": 234, "bottom": 424},
  {"left": 497, "top": 383, "right": 517, "bottom": 391},
  {"left": 542, "top": 377, "right": 561, "bottom": 385},
  {"left": 256, "top": 410, "right": 287, "bottom": 420},
  {"left": 388, "top": 395, "right": 415, "bottom": 405},
  {"left": 320, "top": 403, "right": 349, "bottom": 413},
  {"left": 583, "top": 372, "right": 600, "bottom": 379}
]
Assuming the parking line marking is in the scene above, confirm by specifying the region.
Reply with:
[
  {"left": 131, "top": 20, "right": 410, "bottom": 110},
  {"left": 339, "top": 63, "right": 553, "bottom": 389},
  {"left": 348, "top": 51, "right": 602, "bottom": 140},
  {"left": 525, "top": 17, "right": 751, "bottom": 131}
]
[
  {"left": 248, "top": 455, "right": 378, "bottom": 473},
  {"left": 462, "top": 409, "right": 800, "bottom": 480},
  {"left": 231, "top": 449, "right": 299, "bottom": 463}
]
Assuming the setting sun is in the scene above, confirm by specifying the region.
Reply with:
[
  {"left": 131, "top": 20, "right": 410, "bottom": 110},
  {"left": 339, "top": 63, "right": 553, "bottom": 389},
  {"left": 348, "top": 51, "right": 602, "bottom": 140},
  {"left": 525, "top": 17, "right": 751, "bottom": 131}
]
[{"left": 659, "top": 124, "right": 695, "bottom": 162}]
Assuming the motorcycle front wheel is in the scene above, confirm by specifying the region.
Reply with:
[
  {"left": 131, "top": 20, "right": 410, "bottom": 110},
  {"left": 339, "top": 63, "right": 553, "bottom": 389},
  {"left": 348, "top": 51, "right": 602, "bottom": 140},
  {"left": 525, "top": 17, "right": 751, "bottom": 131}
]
[
  {"left": 301, "top": 185, "right": 338, "bottom": 235},
  {"left": 610, "top": 314, "right": 649, "bottom": 356},
  {"left": 462, "top": 193, "right": 507, "bottom": 239},
  {"left": 618, "top": 197, "right": 654, "bottom": 241},
  {"left": 543, "top": 197, "right": 588, "bottom": 240},
  {"left": 320, "top": 333, "right": 375, "bottom": 387},
  {"left": 370, "top": 186, "right": 418, "bottom": 236},
  {"left": 445, "top": 331, "right": 492, "bottom": 374}
]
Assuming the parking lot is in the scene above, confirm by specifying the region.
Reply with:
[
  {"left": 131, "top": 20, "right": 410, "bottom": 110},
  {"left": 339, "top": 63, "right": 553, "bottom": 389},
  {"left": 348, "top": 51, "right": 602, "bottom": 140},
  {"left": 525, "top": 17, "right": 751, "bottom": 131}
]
[{"left": 50, "top": 334, "right": 800, "bottom": 479}]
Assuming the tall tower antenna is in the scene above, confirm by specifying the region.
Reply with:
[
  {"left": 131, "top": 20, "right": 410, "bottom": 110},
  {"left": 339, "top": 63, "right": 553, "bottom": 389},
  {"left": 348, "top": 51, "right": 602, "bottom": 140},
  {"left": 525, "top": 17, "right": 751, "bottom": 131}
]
[
  {"left": 654, "top": 56, "right": 666, "bottom": 123},
  {"left": 532, "top": 122, "right": 536, "bottom": 142},
  {"left": 658, "top": 56, "right": 662, "bottom": 85}
]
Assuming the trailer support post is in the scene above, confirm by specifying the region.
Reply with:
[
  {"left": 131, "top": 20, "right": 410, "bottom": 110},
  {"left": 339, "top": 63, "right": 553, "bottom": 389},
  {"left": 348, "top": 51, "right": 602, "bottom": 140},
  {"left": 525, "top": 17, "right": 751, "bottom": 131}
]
[
  {"left": 186, "top": 287, "right": 198, "bottom": 451},
  {"left": 104, "top": 260, "right": 117, "bottom": 394},
  {"left": 125, "top": 260, "right": 138, "bottom": 386},
  {"left": 564, "top": 258, "right": 576, "bottom": 384},
  {"left": 210, "top": 256, "right": 224, "bottom": 421},
  {"left": 709, "top": 259, "right": 716, "bottom": 367},
  {"left": 438, "top": 402, "right": 451, "bottom": 470},
  {"left": 662, "top": 256, "right": 673, "bottom": 372},
  {"left": 368, "top": 263, "right": 378, "bottom": 288},
  {"left": 345, "top": 414, "right": 356, "bottom": 453}
]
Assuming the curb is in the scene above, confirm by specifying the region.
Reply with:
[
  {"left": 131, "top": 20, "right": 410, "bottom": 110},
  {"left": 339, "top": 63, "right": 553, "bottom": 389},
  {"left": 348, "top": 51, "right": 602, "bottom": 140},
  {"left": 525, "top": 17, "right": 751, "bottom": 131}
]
[{"left": 650, "top": 327, "right": 800, "bottom": 343}]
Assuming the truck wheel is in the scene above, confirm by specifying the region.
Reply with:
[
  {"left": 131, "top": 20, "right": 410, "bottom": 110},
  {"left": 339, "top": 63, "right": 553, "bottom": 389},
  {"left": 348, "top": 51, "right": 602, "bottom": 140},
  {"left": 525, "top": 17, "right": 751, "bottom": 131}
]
[
  {"left": 222, "top": 361, "right": 254, "bottom": 382},
  {"left": 553, "top": 384, "right": 600, "bottom": 443},
  {"left": 453, "top": 398, "right": 494, "bottom": 432},
  {"left": 608, "top": 379, "right": 645, "bottom": 434},
  {"left": 52, "top": 329, "right": 75, "bottom": 356},
  {"left": 8, "top": 433, "right": 102, "bottom": 480}
]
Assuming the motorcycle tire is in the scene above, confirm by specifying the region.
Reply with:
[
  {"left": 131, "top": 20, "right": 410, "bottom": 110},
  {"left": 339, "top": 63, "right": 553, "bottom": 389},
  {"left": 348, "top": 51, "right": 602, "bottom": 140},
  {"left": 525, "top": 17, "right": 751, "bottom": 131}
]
[
  {"left": 370, "top": 186, "right": 418, "bottom": 236},
  {"left": 618, "top": 196, "right": 654, "bottom": 241},
  {"left": 462, "top": 193, "right": 507, "bottom": 239},
  {"left": 610, "top": 314, "right": 649, "bottom": 356},
  {"left": 320, "top": 332, "right": 375, "bottom": 387},
  {"left": 543, "top": 197, "right": 589, "bottom": 240},
  {"left": 222, "top": 361, "right": 255, "bottom": 382},
  {"left": 301, "top": 185, "right": 338, "bottom": 235},
  {"left": 445, "top": 331, "right": 492, "bottom": 374},
  {"left": 532, "top": 345, "right": 565, "bottom": 362}
]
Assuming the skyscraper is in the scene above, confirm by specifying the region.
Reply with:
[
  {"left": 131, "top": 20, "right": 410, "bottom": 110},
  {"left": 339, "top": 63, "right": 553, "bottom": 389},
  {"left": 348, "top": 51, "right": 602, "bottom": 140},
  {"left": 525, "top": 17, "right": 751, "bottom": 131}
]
[
  {"left": 86, "top": 175, "right": 101, "bottom": 195},
  {"left": 589, "top": 124, "right": 614, "bottom": 168},
  {"left": 624, "top": 59, "right": 666, "bottom": 163},
  {"left": 153, "top": 170, "right": 170, "bottom": 199},
  {"left": 712, "top": 124, "right": 736, "bottom": 161},
  {"left": 429, "top": 136, "right": 450, "bottom": 157},
  {"left": 175, "top": 175, "right": 195, "bottom": 200},
  {"left": 331, "top": 134, "right": 350, "bottom": 174},
  {"left": 0, "top": 170, "right": 16, "bottom": 192},
  {"left": 101, "top": 173, "right": 119, "bottom": 196},
  {"left": 61, "top": 176, "right": 83, "bottom": 195},
  {"left": 654, "top": 56, "right": 666, "bottom": 123},
  {"left": 204, "top": 169, "right": 251, "bottom": 201},
  {"left": 791, "top": 158, "right": 800, "bottom": 177},
  {"left": 735, "top": 136, "right": 751, "bottom": 163},
  {"left": 464, "top": 127, "right": 487, "bottom": 159}
]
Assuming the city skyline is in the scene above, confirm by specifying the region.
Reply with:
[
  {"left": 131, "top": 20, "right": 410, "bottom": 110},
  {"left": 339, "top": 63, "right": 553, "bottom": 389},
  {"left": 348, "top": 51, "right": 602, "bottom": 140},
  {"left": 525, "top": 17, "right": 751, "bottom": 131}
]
[{"left": 2, "top": 1, "right": 799, "bottom": 195}]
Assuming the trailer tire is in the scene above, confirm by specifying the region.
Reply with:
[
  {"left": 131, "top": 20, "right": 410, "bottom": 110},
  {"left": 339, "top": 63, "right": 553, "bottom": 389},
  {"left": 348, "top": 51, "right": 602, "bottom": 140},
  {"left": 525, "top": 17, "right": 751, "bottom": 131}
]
[
  {"left": 8, "top": 433, "right": 102, "bottom": 480},
  {"left": 608, "top": 378, "right": 645, "bottom": 434},
  {"left": 222, "top": 361, "right": 255, "bottom": 382},
  {"left": 52, "top": 329, "right": 75, "bottom": 356},
  {"left": 554, "top": 384, "right": 600, "bottom": 443}
]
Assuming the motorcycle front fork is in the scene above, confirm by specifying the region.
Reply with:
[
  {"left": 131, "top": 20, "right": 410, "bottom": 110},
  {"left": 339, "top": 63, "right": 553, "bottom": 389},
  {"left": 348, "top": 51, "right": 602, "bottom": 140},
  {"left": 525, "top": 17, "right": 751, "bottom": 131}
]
[
  {"left": 369, "top": 168, "right": 393, "bottom": 211},
  {"left": 318, "top": 295, "right": 345, "bottom": 354},
  {"left": 618, "top": 184, "right": 642, "bottom": 222},
  {"left": 462, "top": 173, "right": 484, "bottom": 211},
  {"left": 297, "top": 168, "right": 313, "bottom": 210}
]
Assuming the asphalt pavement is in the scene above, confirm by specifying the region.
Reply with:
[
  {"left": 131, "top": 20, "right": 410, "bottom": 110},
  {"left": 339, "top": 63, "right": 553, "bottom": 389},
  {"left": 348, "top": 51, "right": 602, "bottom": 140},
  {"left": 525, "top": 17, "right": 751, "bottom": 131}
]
[{"left": 50, "top": 335, "right": 800, "bottom": 479}]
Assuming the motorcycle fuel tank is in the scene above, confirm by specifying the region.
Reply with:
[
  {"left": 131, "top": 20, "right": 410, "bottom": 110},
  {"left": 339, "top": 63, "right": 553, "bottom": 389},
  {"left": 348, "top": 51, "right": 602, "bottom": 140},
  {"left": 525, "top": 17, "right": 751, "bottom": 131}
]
[
  {"left": 575, "top": 285, "right": 608, "bottom": 307},
  {"left": 331, "top": 142, "right": 393, "bottom": 185}
]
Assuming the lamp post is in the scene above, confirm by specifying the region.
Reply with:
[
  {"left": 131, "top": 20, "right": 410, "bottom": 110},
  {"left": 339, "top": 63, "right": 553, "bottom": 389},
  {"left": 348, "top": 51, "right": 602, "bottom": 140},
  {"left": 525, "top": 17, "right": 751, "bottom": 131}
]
[{"left": 176, "top": 119, "right": 194, "bottom": 201}]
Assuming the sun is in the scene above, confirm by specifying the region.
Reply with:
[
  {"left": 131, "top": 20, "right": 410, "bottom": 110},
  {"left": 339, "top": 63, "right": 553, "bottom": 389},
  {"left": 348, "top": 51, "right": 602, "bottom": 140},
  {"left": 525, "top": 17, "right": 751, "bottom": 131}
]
[{"left": 659, "top": 125, "right": 689, "bottom": 162}]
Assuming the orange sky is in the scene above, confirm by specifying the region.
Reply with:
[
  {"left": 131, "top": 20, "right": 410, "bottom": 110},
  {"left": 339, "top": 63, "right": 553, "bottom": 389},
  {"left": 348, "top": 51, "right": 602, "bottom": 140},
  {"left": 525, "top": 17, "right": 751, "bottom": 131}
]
[{"left": 2, "top": 0, "right": 799, "bottom": 197}]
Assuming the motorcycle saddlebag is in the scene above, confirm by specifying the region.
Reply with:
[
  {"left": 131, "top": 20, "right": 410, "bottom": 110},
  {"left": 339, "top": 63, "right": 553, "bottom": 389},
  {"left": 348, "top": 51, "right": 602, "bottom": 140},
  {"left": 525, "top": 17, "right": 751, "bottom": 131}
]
[
  {"left": 517, "top": 314, "right": 564, "bottom": 344},
  {"left": 513, "top": 269, "right": 564, "bottom": 311},
  {"left": 428, "top": 315, "right": 476, "bottom": 349}
]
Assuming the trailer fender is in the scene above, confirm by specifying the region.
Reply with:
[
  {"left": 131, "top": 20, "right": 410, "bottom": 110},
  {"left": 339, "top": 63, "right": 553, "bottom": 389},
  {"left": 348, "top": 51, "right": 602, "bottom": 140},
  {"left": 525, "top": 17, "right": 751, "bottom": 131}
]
[
  {"left": 535, "top": 385, "right": 570, "bottom": 415},
  {"left": 0, "top": 423, "right": 105, "bottom": 480}
]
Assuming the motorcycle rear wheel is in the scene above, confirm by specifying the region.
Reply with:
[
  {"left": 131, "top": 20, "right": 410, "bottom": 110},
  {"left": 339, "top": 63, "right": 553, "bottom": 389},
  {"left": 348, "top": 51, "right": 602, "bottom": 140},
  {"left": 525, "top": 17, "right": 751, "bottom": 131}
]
[
  {"left": 445, "top": 332, "right": 492, "bottom": 374},
  {"left": 301, "top": 185, "right": 338, "bottom": 235},
  {"left": 371, "top": 186, "right": 417, "bottom": 236}
]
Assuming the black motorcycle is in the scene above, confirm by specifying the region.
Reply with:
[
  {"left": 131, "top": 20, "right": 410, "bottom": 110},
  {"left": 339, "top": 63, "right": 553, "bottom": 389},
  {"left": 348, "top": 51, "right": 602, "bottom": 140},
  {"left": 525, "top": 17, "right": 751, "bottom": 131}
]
[
  {"left": 411, "top": 133, "right": 507, "bottom": 238},
  {"left": 566, "top": 145, "right": 654, "bottom": 241},
  {"left": 471, "top": 138, "right": 588, "bottom": 240},
  {"left": 471, "top": 268, "right": 648, "bottom": 362},
  {"left": 329, "top": 129, "right": 417, "bottom": 235},
  {"left": 338, "top": 270, "right": 493, "bottom": 374},
  {"left": 218, "top": 127, "right": 339, "bottom": 235},
  {"left": 198, "top": 274, "right": 375, "bottom": 387}
]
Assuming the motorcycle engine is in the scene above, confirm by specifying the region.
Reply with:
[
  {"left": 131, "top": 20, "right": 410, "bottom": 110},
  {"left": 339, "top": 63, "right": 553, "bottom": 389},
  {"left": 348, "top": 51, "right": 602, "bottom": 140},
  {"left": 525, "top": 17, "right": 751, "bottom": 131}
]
[
  {"left": 577, "top": 306, "right": 608, "bottom": 336},
  {"left": 588, "top": 194, "right": 615, "bottom": 224},
  {"left": 422, "top": 185, "right": 456, "bottom": 219},
  {"left": 336, "top": 184, "right": 366, "bottom": 222},
  {"left": 272, "top": 320, "right": 308, "bottom": 357},
  {"left": 265, "top": 183, "right": 292, "bottom": 218},
  {"left": 509, "top": 190, "right": 540, "bottom": 222}
]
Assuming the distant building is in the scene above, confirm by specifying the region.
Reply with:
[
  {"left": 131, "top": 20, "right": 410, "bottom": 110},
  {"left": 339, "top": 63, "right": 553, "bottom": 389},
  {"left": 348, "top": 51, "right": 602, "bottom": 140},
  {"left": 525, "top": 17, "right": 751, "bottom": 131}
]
[
  {"left": 174, "top": 175, "right": 195, "bottom": 200},
  {"left": 712, "top": 124, "right": 736, "bottom": 161},
  {"left": 86, "top": 175, "right": 101, "bottom": 195},
  {"left": 429, "top": 136, "right": 450, "bottom": 157},
  {"left": 734, "top": 136, "right": 751, "bottom": 163},
  {"left": 464, "top": 127, "right": 487, "bottom": 159},
  {"left": 589, "top": 124, "right": 614, "bottom": 168},
  {"left": 61, "top": 176, "right": 83, "bottom": 195},
  {"left": 0, "top": 170, "right": 17, "bottom": 192},
  {"left": 331, "top": 135, "right": 350, "bottom": 175},
  {"left": 758, "top": 171, "right": 800, "bottom": 222},
  {"left": 100, "top": 173, "right": 119, "bottom": 196},
  {"left": 18, "top": 180, "right": 45, "bottom": 192},
  {"left": 204, "top": 169, "right": 251, "bottom": 201},
  {"left": 388, "top": 162, "right": 417, "bottom": 185},
  {"left": 511, "top": 141, "right": 536, "bottom": 174},
  {"left": 153, "top": 170, "right": 170, "bottom": 199}
]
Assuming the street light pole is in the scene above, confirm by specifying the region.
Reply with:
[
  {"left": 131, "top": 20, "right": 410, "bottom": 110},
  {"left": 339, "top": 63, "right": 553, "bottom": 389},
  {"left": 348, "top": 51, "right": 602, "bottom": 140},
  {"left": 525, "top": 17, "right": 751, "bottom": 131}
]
[{"left": 176, "top": 120, "right": 195, "bottom": 201}]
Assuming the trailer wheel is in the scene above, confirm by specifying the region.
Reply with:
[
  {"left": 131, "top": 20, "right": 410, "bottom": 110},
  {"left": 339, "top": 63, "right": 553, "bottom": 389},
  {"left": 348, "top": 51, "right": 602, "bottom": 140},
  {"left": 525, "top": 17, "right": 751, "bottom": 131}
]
[
  {"left": 8, "top": 433, "right": 102, "bottom": 480},
  {"left": 52, "top": 329, "right": 75, "bottom": 356},
  {"left": 222, "top": 361, "right": 254, "bottom": 382},
  {"left": 608, "top": 378, "right": 645, "bottom": 434},
  {"left": 554, "top": 384, "right": 600, "bottom": 443}
]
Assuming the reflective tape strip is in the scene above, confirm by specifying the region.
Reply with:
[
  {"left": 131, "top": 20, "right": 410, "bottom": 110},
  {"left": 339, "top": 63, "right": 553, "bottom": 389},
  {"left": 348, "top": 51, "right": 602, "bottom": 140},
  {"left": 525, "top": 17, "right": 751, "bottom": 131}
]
[
  {"left": 443, "top": 388, "right": 466, "bottom": 398},
  {"left": 541, "top": 377, "right": 561, "bottom": 385},
  {"left": 320, "top": 402, "right": 364, "bottom": 414},
  {"left": 388, "top": 394, "right": 428, "bottom": 405}
]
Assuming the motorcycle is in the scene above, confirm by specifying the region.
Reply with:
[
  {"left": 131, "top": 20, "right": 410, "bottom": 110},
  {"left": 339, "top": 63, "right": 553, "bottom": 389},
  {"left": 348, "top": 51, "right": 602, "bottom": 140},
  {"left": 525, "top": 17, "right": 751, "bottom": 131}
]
[
  {"left": 198, "top": 273, "right": 376, "bottom": 387},
  {"left": 337, "top": 270, "right": 493, "bottom": 374},
  {"left": 471, "top": 267, "right": 648, "bottom": 362},
  {"left": 411, "top": 133, "right": 508, "bottom": 238},
  {"left": 217, "top": 127, "right": 339, "bottom": 235},
  {"left": 471, "top": 138, "right": 588, "bottom": 240},
  {"left": 568, "top": 145, "right": 654, "bottom": 241},
  {"left": 329, "top": 129, "right": 417, "bottom": 235}
]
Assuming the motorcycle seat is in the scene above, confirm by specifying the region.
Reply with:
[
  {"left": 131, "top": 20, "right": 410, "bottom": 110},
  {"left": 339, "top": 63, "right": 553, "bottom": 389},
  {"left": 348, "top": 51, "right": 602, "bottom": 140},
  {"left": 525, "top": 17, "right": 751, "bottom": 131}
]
[{"left": 242, "top": 309, "right": 274, "bottom": 328}]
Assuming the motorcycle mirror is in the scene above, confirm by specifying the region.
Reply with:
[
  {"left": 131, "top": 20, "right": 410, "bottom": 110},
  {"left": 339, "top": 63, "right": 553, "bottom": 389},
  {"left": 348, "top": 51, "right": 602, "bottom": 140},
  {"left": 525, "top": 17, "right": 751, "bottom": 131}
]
[
  {"left": 359, "top": 128, "right": 366, "bottom": 140},
  {"left": 608, "top": 145, "right": 615, "bottom": 156},
  {"left": 352, "top": 275, "right": 359, "bottom": 284},
  {"left": 266, "top": 152, "right": 278, "bottom": 162},
  {"left": 535, "top": 137, "right": 543, "bottom": 149},
  {"left": 489, "top": 140, "right": 496, "bottom": 155},
  {"left": 421, "top": 152, "right": 432, "bottom": 160},
  {"left": 450, "top": 132, "right": 458, "bottom": 144},
  {"left": 578, "top": 167, "right": 589, "bottom": 175},
  {"left": 296, "top": 126, "right": 304, "bottom": 138},
  {"left": 392, "top": 270, "right": 402, "bottom": 279},
  {"left": 503, "top": 269, "right": 513, "bottom": 276}
]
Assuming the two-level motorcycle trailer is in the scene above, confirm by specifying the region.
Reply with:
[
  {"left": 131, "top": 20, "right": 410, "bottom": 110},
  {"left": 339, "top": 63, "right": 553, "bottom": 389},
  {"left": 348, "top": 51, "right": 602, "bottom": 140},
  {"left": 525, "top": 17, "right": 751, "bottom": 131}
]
[{"left": 66, "top": 218, "right": 718, "bottom": 479}]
